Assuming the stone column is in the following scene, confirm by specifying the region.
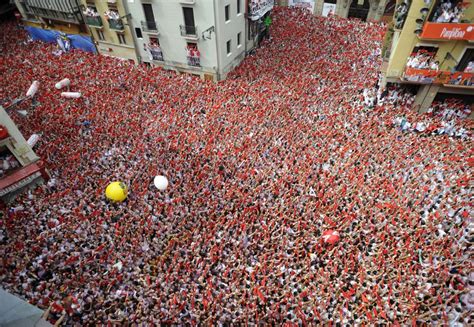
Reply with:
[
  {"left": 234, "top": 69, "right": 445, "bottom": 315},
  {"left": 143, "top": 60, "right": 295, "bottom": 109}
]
[
  {"left": 413, "top": 84, "right": 440, "bottom": 113},
  {"left": 314, "top": 0, "right": 325, "bottom": 16},
  {"left": 367, "top": 0, "right": 389, "bottom": 21},
  {"left": 336, "top": 0, "right": 351, "bottom": 18}
]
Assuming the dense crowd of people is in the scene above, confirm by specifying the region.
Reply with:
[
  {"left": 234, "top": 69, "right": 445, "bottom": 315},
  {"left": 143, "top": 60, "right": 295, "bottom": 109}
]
[
  {"left": 432, "top": 0, "right": 466, "bottom": 23},
  {"left": 0, "top": 7, "right": 473, "bottom": 325},
  {"left": 406, "top": 50, "right": 439, "bottom": 70}
]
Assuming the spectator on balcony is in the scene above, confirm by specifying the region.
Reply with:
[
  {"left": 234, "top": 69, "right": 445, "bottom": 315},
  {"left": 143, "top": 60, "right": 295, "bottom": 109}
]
[
  {"left": 464, "top": 61, "right": 473, "bottom": 73},
  {"left": 394, "top": 0, "right": 410, "bottom": 29},
  {"left": 104, "top": 10, "right": 120, "bottom": 21},
  {"left": 146, "top": 41, "right": 163, "bottom": 62},
  {"left": 406, "top": 50, "right": 436, "bottom": 70},
  {"left": 83, "top": 7, "right": 99, "bottom": 18},
  {"left": 433, "top": 0, "right": 465, "bottom": 23},
  {"left": 429, "top": 60, "right": 439, "bottom": 71}
]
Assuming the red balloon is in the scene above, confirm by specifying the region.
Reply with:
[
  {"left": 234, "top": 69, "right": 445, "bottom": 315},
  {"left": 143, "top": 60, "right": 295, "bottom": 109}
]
[{"left": 322, "top": 230, "right": 340, "bottom": 245}]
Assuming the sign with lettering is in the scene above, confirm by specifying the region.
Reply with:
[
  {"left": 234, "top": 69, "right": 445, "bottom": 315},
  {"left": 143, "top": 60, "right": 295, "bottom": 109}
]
[{"left": 420, "top": 23, "right": 474, "bottom": 41}]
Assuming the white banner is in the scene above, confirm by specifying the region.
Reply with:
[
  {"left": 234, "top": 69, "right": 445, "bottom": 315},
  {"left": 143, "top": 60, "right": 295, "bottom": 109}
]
[
  {"left": 322, "top": 3, "right": 336, "bottom": 17},
  {"left": 288, "top": 0, "right": 315, "bottom": 13}
]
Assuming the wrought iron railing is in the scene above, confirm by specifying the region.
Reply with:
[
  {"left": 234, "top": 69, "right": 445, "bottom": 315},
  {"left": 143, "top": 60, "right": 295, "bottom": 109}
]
[
  {"left": 187, "top": 55, "right": 200, "bottom": 67},
  {"left": 141, "top": 21, "right": 158, "bottom": 32},
  {"left": 85, "top": 16, "right": 102, "bottom": 27},
  {"left": 180, "top": 24, "right": 197, "bottom": 37}
]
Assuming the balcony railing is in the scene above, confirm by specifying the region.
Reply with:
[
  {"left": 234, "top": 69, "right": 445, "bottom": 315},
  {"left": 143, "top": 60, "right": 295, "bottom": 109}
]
[
  {"left": 419, "top": 22, "right": 474, "bottom": 41},
  {"left": 187, "top": 55, "right": 200, "bottom": 67},
  {"left": 85, "top": 16, "right": 103, "bottom": 27},
  {"left": 180, "top": 25, "right": 198, "bottom": 39},
  {"left": 108, "top": 18, "right": 124, "bottom": 31},
  {"left": 403, "top": 67, "right": 474, "bottom": 87},
  {"left": 141, "top": 21, "right": 159, "bottom": 33},
  {"left": 149, "top": 47, "right": 164, "bottom": 61}
]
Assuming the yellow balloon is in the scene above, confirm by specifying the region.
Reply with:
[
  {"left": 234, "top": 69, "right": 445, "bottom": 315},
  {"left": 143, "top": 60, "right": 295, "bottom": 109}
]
[{"left": 105, "top": 181, "right": 128, "bottom": 202}]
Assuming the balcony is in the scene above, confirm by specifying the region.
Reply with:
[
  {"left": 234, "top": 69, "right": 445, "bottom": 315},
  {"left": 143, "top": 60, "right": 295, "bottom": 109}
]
[
  {"left": 141, "top": 21, "right": 159, "bottom": 34},
  {"left": 108, "top": 18, "right": 124, "bottom": 31},
  {"left": 149, "top": 46, "right": 164, "bottom": 61},
  {"left": 187, "top": 55, "right": 200, "bottom": 67},
  {"left": 402, "top": 67, "right": 474, "bottom": 87},
  {"left": 180, "top": 25, "right": 198, "bottom": 40},
  {"left": 85, "top": 16, "right": 103, "bottom": 28},
  {"left": 248, "top": 0, "right": 274, "bottom": 21},
  {"left": 179, "top": 0, "right": 196, "bottom": 4},
  {"left": 419, "top": 22, "right": 474, "bottom": 41}
]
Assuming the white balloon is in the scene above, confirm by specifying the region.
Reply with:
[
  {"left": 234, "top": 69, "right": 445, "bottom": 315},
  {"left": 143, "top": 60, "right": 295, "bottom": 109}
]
[
  {"left": 27, "top": 133, "right": 40, "bottom": 148},
  {"left": 61, "top": 92, "right": 81, "bottom": 98},
  {"left": 153, "top": 175, "right": 168, "bottom": 191},
  {"left": 26, "top": 81, "right": 40, "bottom": 97},
  {"left": 55, "top": 78, "right": 70, "bottom": 90}
]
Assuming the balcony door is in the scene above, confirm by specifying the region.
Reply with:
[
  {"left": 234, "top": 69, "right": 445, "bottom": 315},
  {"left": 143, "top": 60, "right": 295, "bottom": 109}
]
[
  {"left": 183, "top": 7, "right": 195, "bottom": 34},
  {"left": 348, "top": 0, "right": 370, "bottom": 21},
  {"left": 143, "top": 4, "right": 156, "bottom": 30}
]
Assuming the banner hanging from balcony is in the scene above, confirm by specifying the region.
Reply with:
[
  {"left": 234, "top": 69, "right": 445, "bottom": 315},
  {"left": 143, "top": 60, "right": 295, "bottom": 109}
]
[
  {"left": 419, "top": 23, "right": 474, "bottom": 41},
  {"left": 289, "top": 0, "right": 315, "bottom": 13},
  {"left": 24, "top": 27, "right": 97, "bottom": 54},
  {"left": 249, "top": 0, "right": 274, "bottom": 21},
  {"left": 403, "top": 67, "right": 473, "bottom": 87}
]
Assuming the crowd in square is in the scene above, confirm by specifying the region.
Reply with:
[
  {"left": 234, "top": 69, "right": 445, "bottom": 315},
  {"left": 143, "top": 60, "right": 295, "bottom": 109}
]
[{"left": 0, "top": 7, "right": 472, "bottom": 325}]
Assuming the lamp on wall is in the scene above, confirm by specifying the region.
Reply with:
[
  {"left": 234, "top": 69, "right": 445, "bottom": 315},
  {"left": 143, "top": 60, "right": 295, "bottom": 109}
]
[{"left": 201, "top": 26, "right": 215, "bottom": 40}]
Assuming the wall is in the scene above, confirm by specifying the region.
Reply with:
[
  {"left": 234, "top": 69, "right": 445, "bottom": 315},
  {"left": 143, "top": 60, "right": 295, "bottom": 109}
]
[
  {"left": 386, "top": 1, "right": 474, "bottom": 79},
  {"left": 215, "top": 0, "right": 246, "bottom": 77},
  {"left": 82, "top": 0, "right": 138, "bottom": 62}
]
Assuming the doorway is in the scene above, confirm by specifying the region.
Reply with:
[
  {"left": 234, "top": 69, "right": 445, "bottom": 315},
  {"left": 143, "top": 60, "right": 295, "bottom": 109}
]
[{"left": 348, "top": 0, "right": 370, "bottom": 21}]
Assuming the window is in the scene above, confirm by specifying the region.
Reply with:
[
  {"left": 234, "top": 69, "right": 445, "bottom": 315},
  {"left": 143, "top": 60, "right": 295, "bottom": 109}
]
[
  {"left": 237, "top": 0, "right": 241, "bottom": 14},
  {"left": 97, "top": 29, "right": 105, "bottom": 41},
  {"left": 225, "top": 5, "right": 230, "bottom": 21},
  {"left": 142, "top": 3, "right": 156, "bottom": 30},
  {"left": 117, "top": 33, "right": 126, "bottom": 44},
  {"left": 226, "top": 40, "right": 231, "bottom": 54},
  {"left": 237, "top": 32, "right": 241, "bottom": 46},
  {"left": 135, "top": 28, "right": 143, "bottom": 39}
]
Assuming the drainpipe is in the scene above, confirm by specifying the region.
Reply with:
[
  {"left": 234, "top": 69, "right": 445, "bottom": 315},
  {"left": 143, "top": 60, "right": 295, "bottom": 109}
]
[
  {"left": 213, "top": 0, "right": 222, "bottom": 80},
  {"left": 122, "top": 0, "right": 141, "bottom": 64}
]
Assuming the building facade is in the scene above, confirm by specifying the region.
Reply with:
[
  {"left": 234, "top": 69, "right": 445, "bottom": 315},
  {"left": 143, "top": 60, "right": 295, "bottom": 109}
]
[
  {"left": 0, "top": 106, "right": 49, "bottom": 203},
  {"left": 13, "top": 0, "right": 88, "bottom": 35},
  {"left": 278, "top": 0, "right": 392, "bottom": 21},
  {"left": 121, "top": 0, "right": 273, "bottom": 81},
  {"left": 382, "top": 0, "right": 474, "bottom": 113},
  {"left": 13, "top": 0, "right": 274, "bottom": 80},
  {"left": 81, "top": 0, "right": 138, "bottom": 63}
]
